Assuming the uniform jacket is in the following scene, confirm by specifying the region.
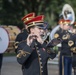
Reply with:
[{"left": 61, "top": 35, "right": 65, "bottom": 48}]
[
  {"left": 16, "top": 40, "right": 56, "bottom": 75},
  {"left": 54, "top": 27, "right": 72, "bottom": 56},
  {"left": 15, "top": 29, "right": 28, "bottom": 42},
  {"left": 68, "top": 33, "right": 76, "bottom": 67},
  {"left": 14, "top": 29, "right": 28, "bottom": 53}
]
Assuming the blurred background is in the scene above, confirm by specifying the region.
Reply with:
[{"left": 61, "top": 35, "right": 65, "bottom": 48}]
[
  {"left": 0, "top": 0, "right": 76, "bottom": 29},
  {"left": 0, "top": 0, "right": 76, "bottom": 67},
  {"left": 0, "top": 1, "right": 75, "bottom": 75}
]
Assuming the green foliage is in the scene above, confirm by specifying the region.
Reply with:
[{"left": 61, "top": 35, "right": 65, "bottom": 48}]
[
  {"left": 53, "top": 46, "right": 58, "bottom": 54},
  {"left": 0, "top": 0, "right": 76, "bottom": 29}
]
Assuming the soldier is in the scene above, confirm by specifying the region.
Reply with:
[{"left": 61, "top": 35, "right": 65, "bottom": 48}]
[
  {"left": 54, "top": 19, "right": 73, "bottom": 75},
  {"left": 68, "top": 22, "right": 76, "bottom": 75},
  {"left": 14, "top": 13, "right": 35, "bottom": 53},
  {"left": 16, "top": 15, "right": 56, "bottom": 75}
]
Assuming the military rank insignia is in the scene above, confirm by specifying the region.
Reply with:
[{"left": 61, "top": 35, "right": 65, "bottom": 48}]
[
  {"left": 54, "top": 33, "right": 59, "bottom": 38},
  {"left": 62, "top": 35, "right": 67, "bottom": 40},
  {"left": 68, "top": 40, "right": 74, "bottom": 47},
  {"left": 62, "top": 34, "right": 70, "bottom": 40}
]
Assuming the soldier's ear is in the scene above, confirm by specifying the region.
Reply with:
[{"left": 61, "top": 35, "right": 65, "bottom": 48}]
[{"left": 30, "top": 28, "right": 34, "bottom": 33}]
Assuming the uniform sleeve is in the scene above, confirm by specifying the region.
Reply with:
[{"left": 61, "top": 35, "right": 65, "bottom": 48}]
[
  {"left": 14, "top": 33, "right": 22, "bottom": 53},
  {"left": 44, "top": 39, "right": 60, "bottom": 59},
  {"left": 16, "top": 41, "right": 33, "bottom": 65},
  {"left": 46, "top": 48, "right": 57, "bottom": 59},
  {"left": 54, "top": 28, "right": 63, "bottom": 40},
  {"left": 42, "top": 43, "right": 56, "bottom": 59},
  {"left": 38, "top": 47, "right": 56, "bottom": 59},
  {"left": 15, "top": 33, "right": 22, "bottom": 42},
  {"left": 48, "top": 30, "right": 62, "bottom": 59}
]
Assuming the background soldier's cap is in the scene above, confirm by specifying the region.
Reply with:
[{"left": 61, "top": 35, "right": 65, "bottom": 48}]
[
  {"left": 58, "top": 19, "right": 64, "bottom": 24},
  {"left": 21, "top": 12, "right": 35, "bottom": 23},
  {"left": 63, "top": 20, "right": 71, "bottom": 25},
  {"left": 23, "top": 15, "right": 48, "bottom": 30}
]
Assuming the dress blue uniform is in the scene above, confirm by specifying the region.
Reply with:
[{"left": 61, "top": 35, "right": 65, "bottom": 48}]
[
  {"left": 54, "top": 19, "right": 72, "bottom": 75},
  {"left": 16, "top": 40, "right": 56, "bottom": 75}
]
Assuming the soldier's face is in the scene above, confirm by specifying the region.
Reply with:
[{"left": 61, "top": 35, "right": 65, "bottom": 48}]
[
  {"left": 30, "top": 26, "right": 45, "bottom": 36},
  {"left": 63, "top": 24, "right": 70, "bottom": 30},
  {"left": 62, "top": 24, "right": 70, "bottom": 30}
]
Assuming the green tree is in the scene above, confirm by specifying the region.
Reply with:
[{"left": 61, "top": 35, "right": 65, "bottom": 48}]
[{"left": 0, "top": 0, "right": 76, "bottom": 29}]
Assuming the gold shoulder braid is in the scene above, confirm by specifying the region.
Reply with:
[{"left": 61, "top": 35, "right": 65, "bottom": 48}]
[
  {"left": 14, "top": 40, "right": 26, "bottom": 49},
  {"left": 54, "top": 33, "right": 59, "bottom": 38},
  {"left": 14, "top": 42, "right": 19, "bottom": 49},
  {"left": 17, "top": 50, "right": 30, "bottom": 58},
  {"left": 68, "top": 40, "right": 74, "bottom": 47}
]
